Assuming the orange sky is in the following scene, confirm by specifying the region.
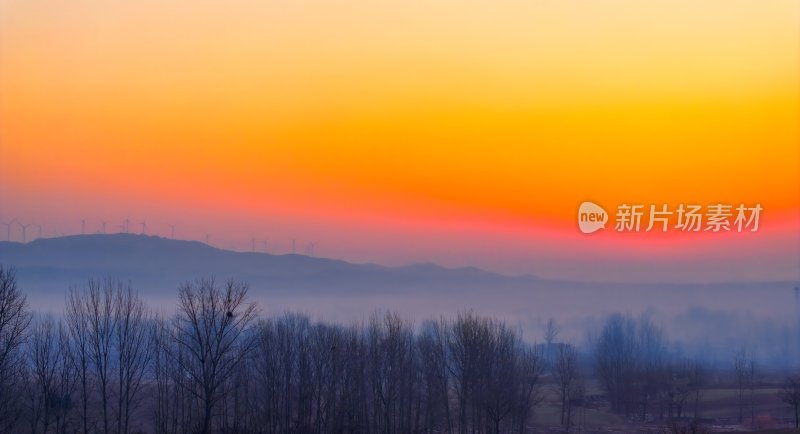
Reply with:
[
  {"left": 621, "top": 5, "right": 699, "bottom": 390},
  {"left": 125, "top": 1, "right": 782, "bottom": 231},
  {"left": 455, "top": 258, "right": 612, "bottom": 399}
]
[{"left": 1, "top": 0, "right": 798, "bottom": 282}]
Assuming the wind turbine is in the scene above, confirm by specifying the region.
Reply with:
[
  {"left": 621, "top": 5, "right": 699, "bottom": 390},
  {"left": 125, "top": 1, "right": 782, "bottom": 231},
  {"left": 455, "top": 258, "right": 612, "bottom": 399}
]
[
  {"left": 262, "top": 239, "right": 268, "bottom": 253},
  {"left": 100, "top": 221, "right": 108, "bottom": 234},
  {"left": 18, "top": 221, "right": 31, "bottom": 243},
  {"left": 81, "top": 219, "right": 86, "bottom": 235},
  {"left": 251, "top": 237, "right": 256, "bottom": 252},
  {"left": 139, "top": 221, "right": 147, "bottom": 234},
  {"left": 37, "top": 225, "right": 43, "bottom": 239},
  {"left": 168, "top": 224, "right": 176, "bottom": 240},
  {"left": 123, "top": 218, "right": 130, "bottom": 234},
  {"left": 292, "top": 238, "right": 296, "bottom": 254},
  {"left": 2, "top": 219, "right": 16, "bottom": 241},
  {"left": 205, "top": 233, "right": 210, "bottom": 245}
]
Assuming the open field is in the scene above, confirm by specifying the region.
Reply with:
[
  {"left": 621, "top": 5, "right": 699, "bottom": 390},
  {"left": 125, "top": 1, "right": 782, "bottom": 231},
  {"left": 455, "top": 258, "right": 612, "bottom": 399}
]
[{"left": 529, "top": 377, "right": 799, "bottom": 433}]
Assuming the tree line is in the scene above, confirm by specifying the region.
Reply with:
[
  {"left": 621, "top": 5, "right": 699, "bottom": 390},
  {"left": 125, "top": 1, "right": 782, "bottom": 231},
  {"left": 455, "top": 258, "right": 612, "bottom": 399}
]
[
  {"left": 2, "top": 264, "right": 800, "bottom": 433},
  {"left": 1, "top": 266, "right": 546, "bottom": 434}
]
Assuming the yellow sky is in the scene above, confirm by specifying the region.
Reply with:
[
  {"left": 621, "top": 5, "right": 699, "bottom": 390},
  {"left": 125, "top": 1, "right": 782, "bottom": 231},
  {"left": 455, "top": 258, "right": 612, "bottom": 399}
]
[{"left": 1, "top": 0, "right": 798, "bottom": 280}]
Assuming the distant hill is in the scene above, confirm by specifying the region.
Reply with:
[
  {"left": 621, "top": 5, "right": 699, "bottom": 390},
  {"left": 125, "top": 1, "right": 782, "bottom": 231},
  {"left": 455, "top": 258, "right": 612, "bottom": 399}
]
[{"left": 0, "top": 234, "right": 534, "bottom": 295}]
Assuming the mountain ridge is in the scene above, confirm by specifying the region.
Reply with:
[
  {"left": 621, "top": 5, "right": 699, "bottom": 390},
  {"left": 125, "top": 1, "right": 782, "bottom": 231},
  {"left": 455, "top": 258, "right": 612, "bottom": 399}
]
[{"left": 0, "top": 234, "right": 536, "bottom": 293}]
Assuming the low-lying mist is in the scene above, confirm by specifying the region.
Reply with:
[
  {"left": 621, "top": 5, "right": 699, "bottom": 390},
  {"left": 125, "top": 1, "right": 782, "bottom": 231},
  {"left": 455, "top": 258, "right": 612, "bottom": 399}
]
[{"left": 4, "top": 234, "right": 798, "bottom": 371}]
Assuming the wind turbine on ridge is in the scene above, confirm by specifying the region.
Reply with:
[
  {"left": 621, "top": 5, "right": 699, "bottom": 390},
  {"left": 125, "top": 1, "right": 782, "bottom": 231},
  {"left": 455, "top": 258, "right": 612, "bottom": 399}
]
[
  {"left": 2, "top": 219, "right": 16, "bottom": 241},
  {"left": 18, "top": 221, "right": 31, "bottom": 243}
]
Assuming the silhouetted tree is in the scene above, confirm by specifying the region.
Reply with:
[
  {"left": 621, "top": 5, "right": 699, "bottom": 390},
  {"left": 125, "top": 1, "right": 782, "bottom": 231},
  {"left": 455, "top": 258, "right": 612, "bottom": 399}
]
[
  {"left": 0, "top": 265, "right": 31, "bottom": 431},
  {"left": 65, "top": 278, "right": 154, "bottom": 434},
  {"left": 418, "top": 319, "right": 452, "bottom": 434},
  {"left": 733, "top": 349, "right": 756, "bottom": 424},
  {"left": 553, "top": 344, "right": 582, "bottom": 427},
  {"left": 113, "top": 285, "right": 153, "bottom": 434},
  {"left": 79, "top": 279, "right": 117, "bottom": 433},
  {"left": 543, "top": 318, "right": 559, "bottom": 366},
  {"left": 594, "top": 314, "right": 667, "bottom": 420},
  {"left": 687, "top": 359, "right": 706, "bottom": 421},
  {"left": 65, "top": 285, "right": 93, "bottom": 434},
  {"left": 25, "top": 314, "right": 77, "bottom": 434},
  {"left": 637, "top": 318, "right": 667, "bottom": 421},
  {"left": 594, "top": 314, "right": 638, "bottom": 415},
  {"left": 448, "top": 311, "right": 543, "bottom": 434},
  {"left": 170, "top": 278, "right": 257, "bottom": 434},
  {"left": 366, "top": 312, "right": 416, "bottom": 434},
  {"left": 510, "top": 343, "right": 544, "bottom": 434},
  {"left": 779, "top": 375, "right": 800, "bottom": 428}
]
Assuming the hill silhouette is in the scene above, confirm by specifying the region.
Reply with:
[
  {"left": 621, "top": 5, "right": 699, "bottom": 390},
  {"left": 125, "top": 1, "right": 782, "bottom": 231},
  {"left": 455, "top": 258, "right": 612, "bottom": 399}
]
[{"left": 0, "top": 234, "right": 534, "bottom": 295}]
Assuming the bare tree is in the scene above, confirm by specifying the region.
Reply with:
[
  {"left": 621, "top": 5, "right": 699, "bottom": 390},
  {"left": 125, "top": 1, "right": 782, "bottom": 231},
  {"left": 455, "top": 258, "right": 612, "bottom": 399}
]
[
  {"left": 687, "top": 359, "right": 705, "bottom": 421},
  {"left": 480, "top": 322, "right": 518, "bottom": 434},
  {"left": 25, "top": 314, "right": 77, "bottom": 434},
  {"left": 733, "top": 349, "right": 755, "bottom": 424},
  {"left": 25, "top": 315, "right": 54, "bottom": 433},
  {"left": 65, "top": 285, "right": 93, "bottom": 434},
  {"left": 543, "top": 318, "right": 559, "bottom": 348},
  {"left": 448, "top": 311, "right": 490, "bottom": 434},
  {"left": 0, "top": 265, "right": 31, "bottom": 431},
  {"left": 152, "top": 316, "right": 174, "bottom": 434},
  {"left": 594, "top": 314, "right": 638, "bottom": 415},
  {"left": 153, "top": 314, "right": 194, "bottom": 434},
  {"left": 660, "top": 363, "right": 689, "bottom": 421},
  {"left": 448, "top": 311, "right": 542, "bottom": 434},
  {"left": 52, "top": 321, "right": 78, "bottom": 434},
  {"left": 511, "top": 342, "right": 544, "bottom": 434},
  {"left": 553, "top": 344, "right": 581, "bottom": 427},
  {"left": 84, "top": 279, "right": 118, "bottom": 434},
  {"left": 418, "top": 319, "right": 452, "bottom": 434},
  {"left": 594, "top": 313, "right": 667, "bottom": 420},
  {"left": 779, "top": 375, "right": 800, "bottom": 428},
  {"left": 170, "top": 277, "right": 258, "bottom": 434},
  {"left": 65, "top": 278, "right": 154, "bottom": 434},
  {"left": 114, "top": 285, "right": 153, "bottom": 434},
  {"left": 747, "top": 355, "right": 756, "bottom": 426},
  {"left": 637, "top": 318, "right": 667, "bottom": 422},
  {"left": 542, "top": 318, "right": 559, "bottom": 368},
  {"left": 366, "top": 312, "right": 416, "bottom": 434}
]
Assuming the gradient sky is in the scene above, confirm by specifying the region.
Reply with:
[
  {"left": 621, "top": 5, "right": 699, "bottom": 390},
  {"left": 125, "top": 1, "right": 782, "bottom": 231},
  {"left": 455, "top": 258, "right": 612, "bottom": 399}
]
[{"left": 1, "top": 0, "right": 798, "bottom": 282}]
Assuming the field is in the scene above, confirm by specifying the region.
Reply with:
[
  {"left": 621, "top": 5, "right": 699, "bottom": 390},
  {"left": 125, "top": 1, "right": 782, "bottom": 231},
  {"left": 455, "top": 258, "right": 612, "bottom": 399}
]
[{"left": 529, "top": 377, "right": 798, "bottom": 433}]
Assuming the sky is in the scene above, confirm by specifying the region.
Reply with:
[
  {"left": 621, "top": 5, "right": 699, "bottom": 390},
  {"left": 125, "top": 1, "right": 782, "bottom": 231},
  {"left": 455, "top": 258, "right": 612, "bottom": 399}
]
[{"left": 1, "top": 0, "right": 798, "bottom": 282}]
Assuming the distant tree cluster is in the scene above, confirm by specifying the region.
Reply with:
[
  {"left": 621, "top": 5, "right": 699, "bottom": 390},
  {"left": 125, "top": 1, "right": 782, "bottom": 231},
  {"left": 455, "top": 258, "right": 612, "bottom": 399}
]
[{"left": 593, "top": 313, "right": 707, "bottom": 423}]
